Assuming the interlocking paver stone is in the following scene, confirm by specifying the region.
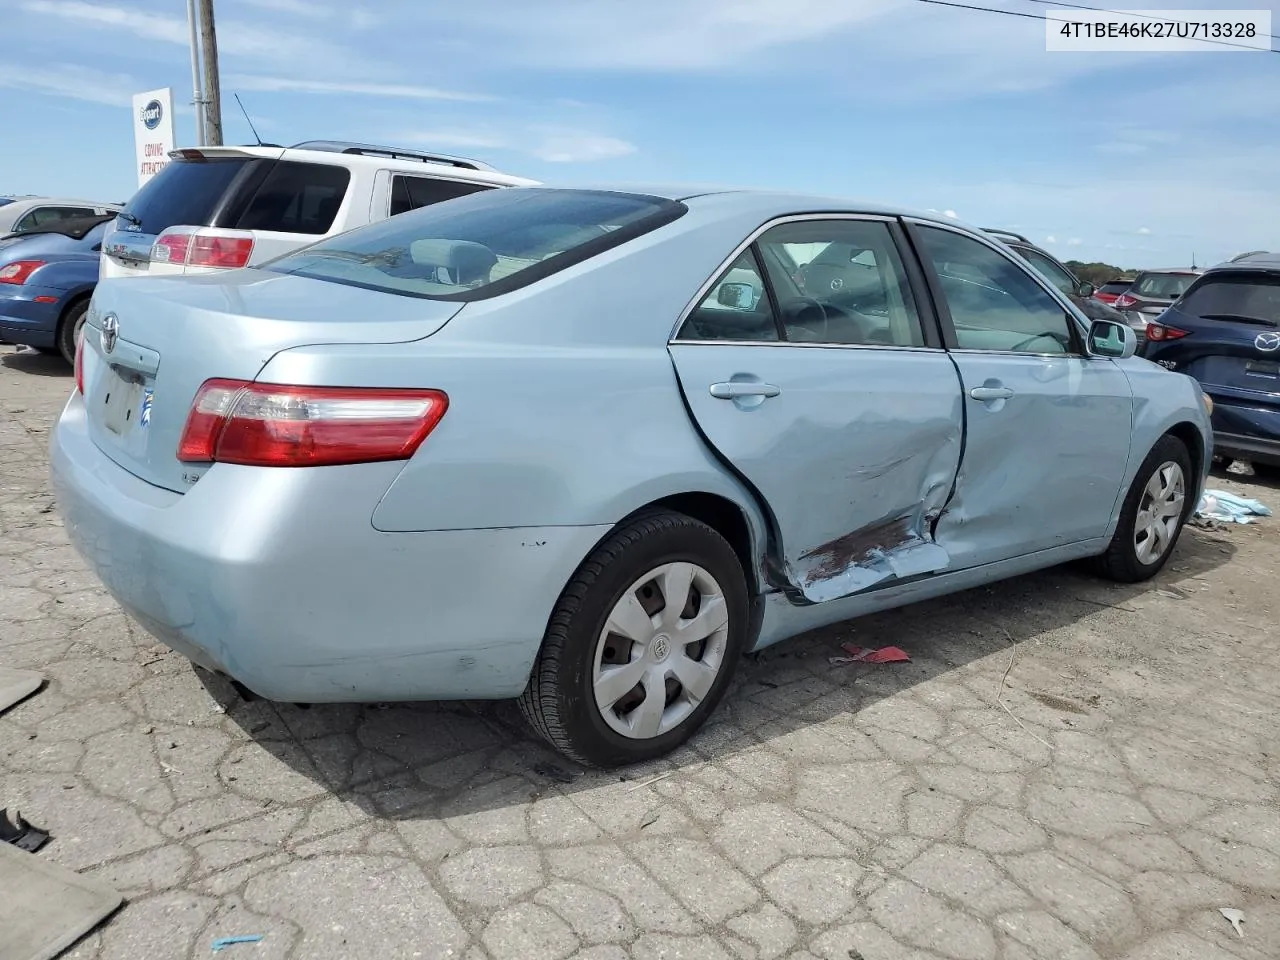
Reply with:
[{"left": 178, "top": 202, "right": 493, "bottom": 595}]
[{"left": 1, "top": 350, "right": 1278, "bottom": 959}]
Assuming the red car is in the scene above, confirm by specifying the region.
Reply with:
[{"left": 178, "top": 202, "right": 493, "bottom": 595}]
[{"left": 1094, "top": 278, "right": 1134, "bottom": 306}]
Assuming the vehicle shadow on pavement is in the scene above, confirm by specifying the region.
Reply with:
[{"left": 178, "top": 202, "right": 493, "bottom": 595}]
[
  {"left": 195, "top": 525, "right": 1239, "bottom": 824},
  {"left": 1, "top": 348, "right": 71, "bottom": 378}
]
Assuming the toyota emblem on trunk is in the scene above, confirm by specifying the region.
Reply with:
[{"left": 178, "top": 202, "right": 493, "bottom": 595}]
[
  {"left": 101, "top": 314, "right": 119, "bottom": 354},
  {"left": 1255, "top": 332, "right": 1280, "bottom": 352}
]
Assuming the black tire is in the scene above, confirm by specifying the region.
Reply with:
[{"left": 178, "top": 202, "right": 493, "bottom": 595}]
[
  {"left": 1094, "top": 434, "right": 1194, "bottom": 582},
  {"left": 56, "top": 299, "right": 89, "bottom": 366},
  {"left": 519, "top": 510, "right": 750, "bottom": 767}
]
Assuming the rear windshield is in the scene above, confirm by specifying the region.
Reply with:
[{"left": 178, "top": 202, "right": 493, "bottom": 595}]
[
  {"left": 265, "top": 188, "right": 686, "bottom": 301},
  {"left": 1098, "top": 280, "right": 1133, "bottom": 294},
  {"left": 1179, "top": 273, "right": 1280, "bottom": 324},
  {"left": 121, "top": 157, "right": 254, "bottom": 234},
  {"left": 1134, "top": 272, "right": 1196, "bottom": 299}
]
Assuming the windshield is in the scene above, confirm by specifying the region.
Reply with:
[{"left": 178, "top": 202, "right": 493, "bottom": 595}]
[
  {"left": 266, "top": 188, "right": 686, "bottom": 301},
  {"left": 1134, "top": 272, "right": 1196, "bottom": 299},
  {"left": 1180, "top": 273, "right": 1280, "bottom": 322}
]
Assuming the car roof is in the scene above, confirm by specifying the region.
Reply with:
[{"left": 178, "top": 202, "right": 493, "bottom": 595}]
[
  {"left": 172, "top": 144, "right": 538, "bottom": 188},
  {"left": 1, "top": 196, "right": 122, "bottom": 211},
  {"left": 1207, "top": 251, "right": 1280, "bottom": 272},
  {"left": 557, "top": 182, "right": 980, "bottom": 230},
  {"left": 1135, "top": 267, "right": 1203, "bottom": 276}
]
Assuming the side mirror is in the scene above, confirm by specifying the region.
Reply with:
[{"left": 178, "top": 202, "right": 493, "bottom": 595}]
[
  {"left": 1087, "top": 319, "right": 1137, "bottom": 360},
  {"left": 1076, "top": 280, "right": 1096, "bottom": 298},
  {"left": 716, "top": 282, "right": 755, "bottom": 310}
]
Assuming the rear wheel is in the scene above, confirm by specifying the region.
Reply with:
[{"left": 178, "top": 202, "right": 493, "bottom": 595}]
[
  {"left": 1094, "top": 434, "right": 1193, "bottom": 582},
  {"left": 519, "top": 511, "right": 749, "bottom": 767},
  {"left": 56, "top": 299, "right": 89, "bottom": 366}
]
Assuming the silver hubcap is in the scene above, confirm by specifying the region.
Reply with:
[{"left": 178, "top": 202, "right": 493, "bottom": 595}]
[
  {"left": 1134, "top": 460, "right": 1185, "bottom": 564},
  {"left": 592, "top": 561, "right": 730, "bottom": 740}
]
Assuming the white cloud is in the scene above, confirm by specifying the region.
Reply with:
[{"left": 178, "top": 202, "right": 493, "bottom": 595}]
[
  {"left": 532, "top": 132, "right": 636, "bottom": 163},
  {"left": 1045, "top": 235, "right": 1058, "bottom": 244},
  {"left": 1067, "top": 238, "right": 1083, "bottom": 246},
  {"left": 1137, "top": 227, "right": 1152, "bottom": 235},
  {"left": 396, "top": 129, "right": 511, "bottom": 150},
  {"left": 943, "top": 209, "right": 958, "bottom": 219},
  {"left": 225, "top": 75, "right": 493, "bottom": 102},
  {"left": 0, "top": 61, "right": 135, "bottom": 107},
  {"left": 241, "top": 0, "right": 331, "bottom": 15},
  {"left": 20, "top": 0, "right": 187, "bottom": 44}
]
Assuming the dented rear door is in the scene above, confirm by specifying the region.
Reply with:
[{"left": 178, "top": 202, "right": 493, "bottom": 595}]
[{"left": 668, "top": 215, "right": 965, "bottom": 603}]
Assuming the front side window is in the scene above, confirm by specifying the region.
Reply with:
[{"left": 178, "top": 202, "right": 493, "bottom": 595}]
[
  {"left": 389, "top": 176, "right": 493, "bottom": 217},
  {"left": 1017, "top": 247, "right": 1079, "bottom": 298},
  {"left": 917, "top": 226, "right": 1074, "bottom": 354},
  {"left": 267, "top": 188, "right": 685, "bottom": 300}
]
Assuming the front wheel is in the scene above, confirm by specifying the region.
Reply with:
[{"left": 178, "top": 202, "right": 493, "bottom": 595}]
[
  {"left": 519, "top": 511, "right": 750, "bottom": 767},
  {"left": 1094, "top": 434, "right": 1194, "bottom": 582}
]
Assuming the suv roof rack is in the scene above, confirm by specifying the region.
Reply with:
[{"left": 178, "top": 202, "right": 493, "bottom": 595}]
[
  {"left": 981, "top": 227, "right": 1031, "bottom": 244},
  {"left": 1230, "top": 250, "right": 1269, "bottom": 262},
  {"left": 289, "top": 140, "right": 494, "bottom": 172}
]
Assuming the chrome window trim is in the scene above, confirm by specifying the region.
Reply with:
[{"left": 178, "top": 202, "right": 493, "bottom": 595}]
[{"left": 667, "top": 212, "right": 940, "bottom": 349}]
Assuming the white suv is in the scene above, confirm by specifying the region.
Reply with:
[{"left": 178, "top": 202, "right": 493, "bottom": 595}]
[{"left": 100, "top": 140, "right": 538, "bottom": 280}]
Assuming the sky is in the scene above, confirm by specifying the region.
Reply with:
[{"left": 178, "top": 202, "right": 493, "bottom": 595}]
[{"left": 1, "top": 0, "right": 1277, "bottom": 269}]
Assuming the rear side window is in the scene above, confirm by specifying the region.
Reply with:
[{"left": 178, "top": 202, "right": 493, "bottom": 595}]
[
  {"left": 389, "top": 176, "right": 493, "bottom": 217},
  {"left": 1134, "top": 272, "right": 1196, "bottom": 299},
  {"left": 14, "top": 206, "right": 94, "bottom": 231},
  {"left": 121, "top": 157, "right": 254, "bottom": 233},
  {"left": 233, "top": 161, "right": 350, "bottom": 235},
  {"left": 267, "top": 188, "right": 686, "bottom": 301},
  {"left": 1179, "top": 273, "right": 1280, "bottom": 323}
]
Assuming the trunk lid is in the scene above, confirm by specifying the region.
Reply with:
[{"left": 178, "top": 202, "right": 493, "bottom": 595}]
[{"left": 82, "top": 269, "right": 464, "bottom": 493}]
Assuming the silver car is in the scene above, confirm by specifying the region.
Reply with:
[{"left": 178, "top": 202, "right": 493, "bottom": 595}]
[{"left": 52, "top": 186, "right": 1214, "bottom": 766}]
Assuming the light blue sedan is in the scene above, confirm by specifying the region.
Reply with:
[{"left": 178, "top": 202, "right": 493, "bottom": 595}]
[{"left": 51, "top": 186, "right": 1213, "bottom": 766}]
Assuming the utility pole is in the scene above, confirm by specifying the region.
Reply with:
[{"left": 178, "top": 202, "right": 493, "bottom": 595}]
[
  {"left": 186, "top": 0, "right": 206, "bottom": 144},
  {"left": 197, "top": 0, "right": 223, "bottom": 145}
]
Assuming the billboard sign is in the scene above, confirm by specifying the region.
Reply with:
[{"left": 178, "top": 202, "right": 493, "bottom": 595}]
[{"left": 132, "top": 87, "right": 176, "bottom": 188}]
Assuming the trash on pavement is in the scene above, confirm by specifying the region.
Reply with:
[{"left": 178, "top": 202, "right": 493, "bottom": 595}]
[
  {"left": 829, "top": 644, "right": 912, "bottom": 666},
  {"left": 212, "top": 935, "right": 265, "bottom": 952},
  {"left": 0, "top": 809, "right": 49, "bottom": 853},
  {"left": 1196, "top": 490, "right": 1272, "bottom": 525},
  {"left": 1219, "top": 908, "right": 1245, "bottom": 938}
]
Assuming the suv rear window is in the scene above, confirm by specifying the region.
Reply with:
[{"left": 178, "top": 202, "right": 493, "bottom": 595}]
[
  {"left": 1134, "top": 272, "right": 1196, "bottom": 299},
  {"left": 233, "top": 161, "right": 350, "bottom": 235},
  {"left": 1097, "top": 280, "right": 1132, "bottom": 294},
  {"left": 1179, "top": 273, "right": 1280, "bottom": 323},
  {"left": 266, "top": 188, "right": 686, "bottom": 301},
  {"left": 390, "top": 176, "right": 493, "bottom": 217},
  {"left": 120, "top": 157, "right": 254, "bottom": 234}
]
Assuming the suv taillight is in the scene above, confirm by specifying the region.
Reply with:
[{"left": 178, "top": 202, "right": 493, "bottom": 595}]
[
  {"left": 177, "top": 380, "right": 449, "bottom": 467},
  {"left": 1113, "top": 293, "right": 1138, "bottom": 309},
  {"left": 152, "top": 227, "right": 255, "bottom": 269},
  {"left": 1146, "top": 323, "right": 1189, "bottom": 342}
]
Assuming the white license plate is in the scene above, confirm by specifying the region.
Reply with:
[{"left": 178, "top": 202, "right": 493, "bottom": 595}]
[{"left": 101, "top": 373, "right": 146, "bottom": 436}]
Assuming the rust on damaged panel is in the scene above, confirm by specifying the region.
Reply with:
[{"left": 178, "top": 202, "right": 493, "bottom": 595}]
[{"left": 797, "top": 514, "right": 915, "bottom": 583}]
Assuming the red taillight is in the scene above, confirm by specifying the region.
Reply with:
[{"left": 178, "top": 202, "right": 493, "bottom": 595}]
[
  {"left": 151, "top": 232, "right": 191, "bottom": 265},
  {"left": 0, "top": 260, "right": 47, "bottom": 285},
  {"left": 74, "top": 331, "right": 85, "bottom": 394},
  {"left": 177, "top": 380, "right": 448, "bottom": 467},
  {"left": 152, "top": 228, "right": 254, "bottom": 269},
  {"left": 1113, "top": 293, "right": 1139, "bottom": 309},
  {"left": 189, "top": 234, "right": 254, "bottom": 268},
  {"left": 1145, "top": 323, "right": 1189, "bottom": 342}
]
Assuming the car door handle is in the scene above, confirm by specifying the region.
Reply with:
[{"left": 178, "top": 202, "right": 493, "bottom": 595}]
[
  {"left": 709, "top": 381, "right": 781, "bottom": 399},
  {"left": 969, "top": 386, "right": 1014, "bottom": 401}
]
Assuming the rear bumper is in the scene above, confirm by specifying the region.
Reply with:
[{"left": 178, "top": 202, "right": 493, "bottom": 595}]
[
  {"left": 51, "top": 391, "right": 609, "bottom": 702},
  {"left": 1210, "top": 399, "right": 1280, "bottom": 465},
  {"left": 0, "top": 286, "right": 61, "bottom": 347}
]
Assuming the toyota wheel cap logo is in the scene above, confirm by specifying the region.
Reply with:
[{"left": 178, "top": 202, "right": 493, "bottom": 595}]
[
  {"left": 140, "top": 100, "right": 163, "bottom": 130},
  {"left": 101, "top": 314, "right": 119, "bottom": 354},
  {"left": 1256, "top": 332, "right": 1280, "bottom": 353}
]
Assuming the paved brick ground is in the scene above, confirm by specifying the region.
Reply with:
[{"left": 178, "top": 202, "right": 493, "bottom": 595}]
[{"left": 1, "top": 347, "right": 1277, "bottom": 960}]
